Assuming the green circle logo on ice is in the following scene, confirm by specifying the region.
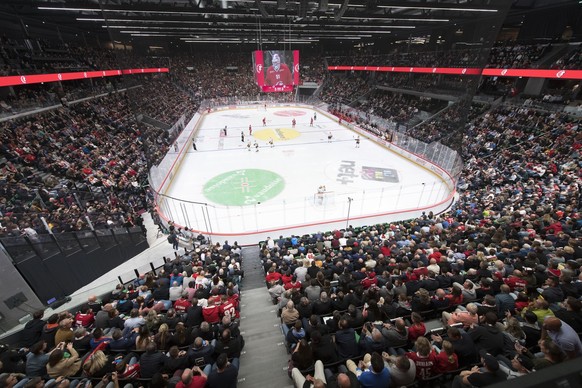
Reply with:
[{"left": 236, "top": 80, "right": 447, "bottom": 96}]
[{"left": 203, "top": 169, "right": 285, "bottom": 206}]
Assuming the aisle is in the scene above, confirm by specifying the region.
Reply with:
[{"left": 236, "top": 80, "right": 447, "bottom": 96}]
[{"left": 238, "top": 246, "right": 293, "bottom": 388}]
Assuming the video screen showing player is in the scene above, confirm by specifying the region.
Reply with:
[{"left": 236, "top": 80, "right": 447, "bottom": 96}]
[{"left": 264, "top": 51, "right": 293, "bottom": 87}]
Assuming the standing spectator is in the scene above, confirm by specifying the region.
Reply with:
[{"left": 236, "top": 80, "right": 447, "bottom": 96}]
[{"left": 20, "top": 311, "right": 45, "bottom": 348}]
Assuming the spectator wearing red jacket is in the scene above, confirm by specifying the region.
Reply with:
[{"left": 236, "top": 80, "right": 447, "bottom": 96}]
[
  {"left": 174, "top": 293, "right": 192, "bottom": 314},
  {"left": 361, "top": 271, "right": 378, "bottom": 289},
  {"left": 75, "top": 307, "right": 95, "bottom": 328},
  {"left": 434, "top": 340, "right": 459, "bottom": 373},
  {"left": 265, "top": 268, "right": 282, "bottom": 283}
]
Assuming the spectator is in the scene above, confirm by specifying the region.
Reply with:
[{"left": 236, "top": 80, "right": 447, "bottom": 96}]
[
  {"left": 346, "top": 352, "right": 390, "bottom": 388},
  {"left": 20, "top": 311, "right": 45, "bottom": 348},
  {"left": 434, "top": 340, "right": 459, "bottom": 373},
  {"left": 442, "top": 303, "right": 479, "bottom": 328},
  {"left": 468, "top": 312, "right": 505, "bottom": 356},
  {"left": 176, "top": 367, "right": 207, "bottom": 388},
  {"left": 206, "top": 353, "right": 238, "bottom": 388},
  {"left": 452, "top": 350, "right": 506, "bottom": 388},
  {"left": 46, "top": 342, "right": 81, "bottom": 378},
  {"left": 140, "top": 342, "right": 168, "bottom": 379},
  {"left": 405, "top": 337, "right": 437, "bottom": 381},
  {"left": 541, "top": 317, "right": 582, "bottom": 359},
  {"left": 334, "top": 319, "right": 359, "bottom": 359}
]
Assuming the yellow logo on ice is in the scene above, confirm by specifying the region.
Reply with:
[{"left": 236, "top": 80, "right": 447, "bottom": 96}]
[{"left": 254, "top": 128, "right": 300, "bottom": 142}]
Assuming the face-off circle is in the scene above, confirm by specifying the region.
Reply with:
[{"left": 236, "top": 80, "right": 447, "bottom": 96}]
[
  {"left": 274, "top": 110, "right": 307, "bottom": 117},
  {"left": 203, "top": 169, "right": 285, "bottom": 206}
]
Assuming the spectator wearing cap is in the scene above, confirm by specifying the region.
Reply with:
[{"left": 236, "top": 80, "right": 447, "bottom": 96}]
[
  {"left": 496, "top": 353, "right": 535, "bottom": 378},
  {"left": 452, "top": 349, "right": 506, "bottom": 388}
]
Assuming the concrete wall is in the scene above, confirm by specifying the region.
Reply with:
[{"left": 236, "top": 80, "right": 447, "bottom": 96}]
[{"left": 0, "top": 246, "right": 44, "bottom": 332}]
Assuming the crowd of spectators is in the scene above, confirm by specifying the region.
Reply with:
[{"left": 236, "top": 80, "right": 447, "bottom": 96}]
[
  {"left": 355, "top": 90, "right": 448, "bottom": 127},
  {"left": 126, "top": 78, "right": 198, "bottom": 127},
  {"left": 551, "top": 45, "right": 582, "bottom": 70},
  {"left": 409, "top": 101, "right": 490, "bottom": 143},
  {"left": 325, "top": 42, "right": 555, "bottom": 70},
  {"left": 486, "top": 42, "right": 550, "bottom": 69},
  {"left": 0, "top": 37, "right": 171, "bottom": 77},
  {"left": 325, "top": 48, "right": 486, "bottom": 69},
  {"left": 1, "top": 240, "right": 244, "bottom": 387},
  {"left": 0, "top": 90, "right": 170, "bottom": 237},
  {"left": 259, "top": 86, "right": 582, "bottom": 386},
  {"left": 319, "top": 74, "right": 372, "bottom": 105}
]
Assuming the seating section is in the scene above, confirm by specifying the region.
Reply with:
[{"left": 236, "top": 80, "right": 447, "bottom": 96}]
[
  {"left": 8, "top": 242, "right": 243, "bottom": 387},
  {"left": 259, "top": 99, "right": 582, "bottom": 386},
  {"left": 0, "top": 39, "right": 581, "bottom": 387}
]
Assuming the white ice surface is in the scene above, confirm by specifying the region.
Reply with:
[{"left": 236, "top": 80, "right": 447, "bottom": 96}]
[{"left": 161, "top": 107, "right": 451, "bottom": 238}]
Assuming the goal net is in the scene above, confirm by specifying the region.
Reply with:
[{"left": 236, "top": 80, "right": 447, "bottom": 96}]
[{"left": 313, "top": 191, "right": 335, "bottom": 206}]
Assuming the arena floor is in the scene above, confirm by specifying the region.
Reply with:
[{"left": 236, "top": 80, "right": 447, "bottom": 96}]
[{"left": 162, "top": 106, "right": 449, "bottom": 237}]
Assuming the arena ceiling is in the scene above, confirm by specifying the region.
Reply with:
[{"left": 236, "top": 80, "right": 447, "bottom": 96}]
[{"left": 0, "top": 0, "right": 578, "bottom": 45}]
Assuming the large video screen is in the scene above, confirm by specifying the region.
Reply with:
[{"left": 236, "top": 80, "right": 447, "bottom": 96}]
[{"left": 253, "top": 50, "right": 300, "bottom": 92}]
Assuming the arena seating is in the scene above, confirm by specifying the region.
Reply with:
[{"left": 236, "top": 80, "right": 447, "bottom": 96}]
[
  {"left": 1, "top": 40, "right": 581, "bottom": 387},
  {"left": 258, "top": 97, "right": 582, "bottom": 386},
  {"left": 1, "top": 241, "right": 243, "bottom": 387}
]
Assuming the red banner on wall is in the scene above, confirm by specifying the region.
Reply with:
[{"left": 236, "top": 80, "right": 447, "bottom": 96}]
[
  {"left": 327, "top": 65, "right": 582, "bottom": 79},
  {"left": 0, "top": 67, "right": 169, "bottom": 88}
]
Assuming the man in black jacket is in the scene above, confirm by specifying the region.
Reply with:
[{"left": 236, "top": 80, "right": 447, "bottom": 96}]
[
  {"left": 214, "top": 329, "right": 244, "bottom": 359},
  {"left": 468, "top": 312, "right": 504, "bottom": 356},
  {"left": 185, "top": 298, "right": 204, "bottom": 328},
  {"left": 188, "top": 337, "right": 215, "bottom": 367},
  {"left": 140, "top": 342, "right": 168, "bottom": 378},
  {"left": 20, "top": 311, "right": 45, "bottom": 348},
  {"left": 335, "top": 319, "right": 359, "bottom": 359}
]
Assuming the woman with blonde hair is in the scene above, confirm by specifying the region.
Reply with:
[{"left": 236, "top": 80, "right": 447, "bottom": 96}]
[
  {"left": 144, "top": 310, "right": 161, "bottom": 332},
  {"left": 82, "top": 349, "right": 115, "bottom": 378},
  {"left": 405, "top": 336, "right": 437, "bottom": 381},
  {"left": 154, "top": 323, "right": 171, "bottom": 351},
  {"left": 435, "top": 340, "right": 458, "bottom": 373}
]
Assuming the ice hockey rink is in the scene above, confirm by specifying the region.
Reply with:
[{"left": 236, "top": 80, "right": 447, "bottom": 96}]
[{"left": 157, "top": 105, "right": 455, "bottom": 242}]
